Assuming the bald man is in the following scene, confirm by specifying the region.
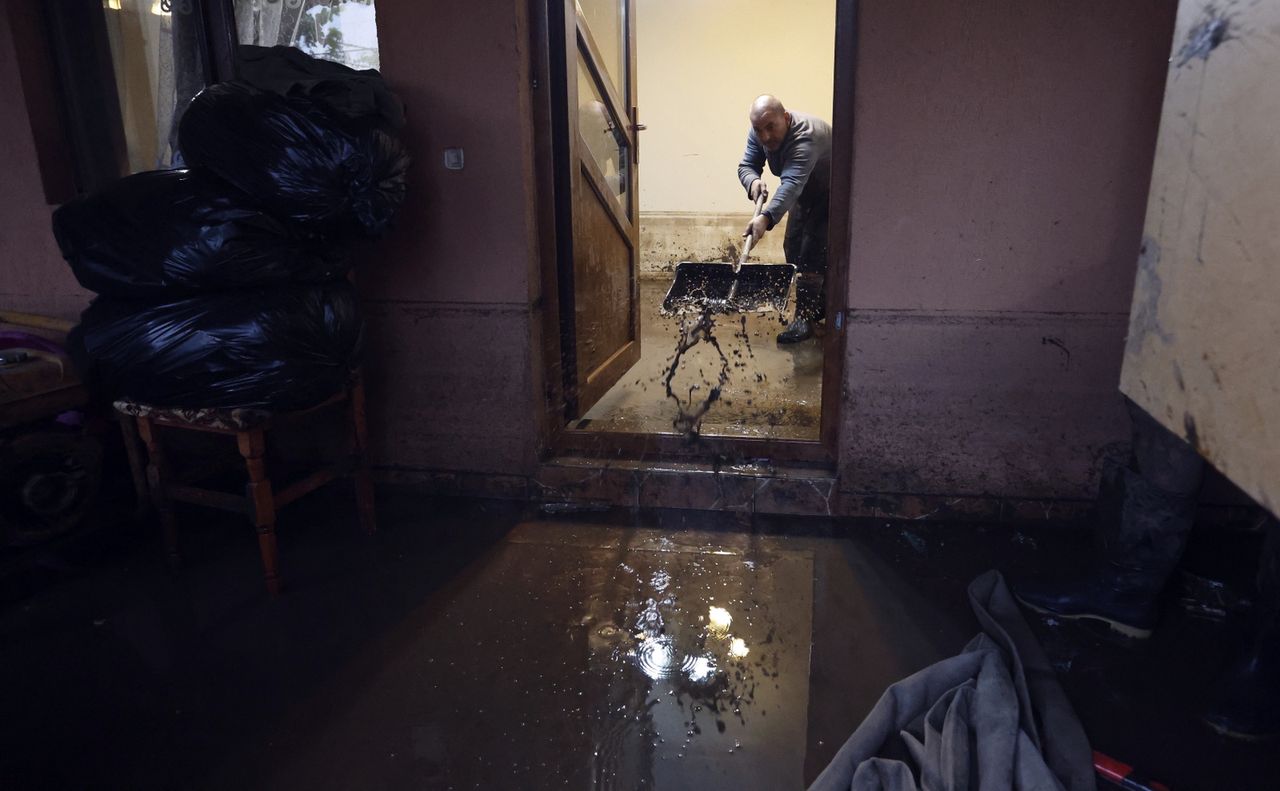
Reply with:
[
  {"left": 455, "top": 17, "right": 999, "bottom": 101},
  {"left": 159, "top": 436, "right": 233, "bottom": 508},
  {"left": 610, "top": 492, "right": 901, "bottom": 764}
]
[{"left": 737, "top": 95, "right": 832, "bottom": 343}]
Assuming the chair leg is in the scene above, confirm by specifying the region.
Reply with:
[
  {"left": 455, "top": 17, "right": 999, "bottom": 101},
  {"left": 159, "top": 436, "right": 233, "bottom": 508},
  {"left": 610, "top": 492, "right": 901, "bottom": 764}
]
[
  {"left": 237, "top": 428, "right": 280, "bottom": 595},
  {"left": 118, "top": 414, "right": 151, "bottom": 521},
  {"left": 348, "top": 376, "right": 377, "bottom": 535},
  {"left": 135, "top": 417, "right": 180, "bottom": 567}
]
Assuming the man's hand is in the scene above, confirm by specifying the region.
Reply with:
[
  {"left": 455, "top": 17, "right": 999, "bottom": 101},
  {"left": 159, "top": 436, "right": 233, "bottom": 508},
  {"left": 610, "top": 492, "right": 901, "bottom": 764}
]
[
  {"left": 744, "top": 213, "right": 771, "bottom": 241},
  {"left": 748, "top": 178, "right": 769, "bottom": 202}
]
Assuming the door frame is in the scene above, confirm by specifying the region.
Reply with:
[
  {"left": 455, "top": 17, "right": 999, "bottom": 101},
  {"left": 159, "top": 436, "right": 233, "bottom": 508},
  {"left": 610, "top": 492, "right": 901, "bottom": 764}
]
[{"left": 530, "top": 0, "right": 857, "bottom": 466}]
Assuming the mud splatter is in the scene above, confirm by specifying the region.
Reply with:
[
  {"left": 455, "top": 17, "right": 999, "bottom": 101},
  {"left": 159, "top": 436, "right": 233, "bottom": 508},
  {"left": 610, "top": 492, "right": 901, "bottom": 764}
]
[
  {"left": 1176, "top": 4, "right": 1234, "bottom": 67},
  {"left": 1128, "top": 237, "right": 1173, "bottom": 344},
  {"left": 663, "top": 309, "right": 732, "bottom": 439}
]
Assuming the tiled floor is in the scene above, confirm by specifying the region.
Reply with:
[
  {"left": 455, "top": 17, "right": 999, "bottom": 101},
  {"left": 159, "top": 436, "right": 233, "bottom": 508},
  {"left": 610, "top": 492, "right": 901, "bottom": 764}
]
[
  {"left": 578, "top": 280, "right": 823, "bottom": 440},
  {"left": 2, "top": 490, "right": 1277, "bottom": 789}
]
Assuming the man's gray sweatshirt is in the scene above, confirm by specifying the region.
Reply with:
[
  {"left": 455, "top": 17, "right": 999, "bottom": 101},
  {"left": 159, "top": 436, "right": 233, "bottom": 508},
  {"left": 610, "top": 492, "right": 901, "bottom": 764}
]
[{"left": 737, "top": 111, "right": 832, "bottom": 227}]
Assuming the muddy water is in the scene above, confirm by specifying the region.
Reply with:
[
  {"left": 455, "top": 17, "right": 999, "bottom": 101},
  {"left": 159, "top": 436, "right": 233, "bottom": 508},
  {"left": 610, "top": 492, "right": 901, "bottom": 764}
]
[
  {"left": 239, "top": 525, "right": 816, "bottom": 789},
  {"left": 579, "top": 281, "right": 822, "bottom": 440},
  {"left": 662, "top": 308, "right": 775, "bottom": 440}
]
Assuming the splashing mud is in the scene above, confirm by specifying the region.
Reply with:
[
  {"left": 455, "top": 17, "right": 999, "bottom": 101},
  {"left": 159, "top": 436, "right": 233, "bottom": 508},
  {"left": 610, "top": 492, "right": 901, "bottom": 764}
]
[{"left": 662, "top": 310, "right": 759, "bottom": 440}]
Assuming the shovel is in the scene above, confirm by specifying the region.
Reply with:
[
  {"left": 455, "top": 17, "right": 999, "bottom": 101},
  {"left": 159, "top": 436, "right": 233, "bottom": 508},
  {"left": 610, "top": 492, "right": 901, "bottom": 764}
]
[{"left": 660, "top": 192, "right": 797, "bottom": 316}]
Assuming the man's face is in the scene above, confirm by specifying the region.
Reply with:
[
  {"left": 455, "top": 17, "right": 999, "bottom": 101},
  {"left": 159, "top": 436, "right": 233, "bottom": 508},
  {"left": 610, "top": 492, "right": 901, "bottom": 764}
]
[{"left": 752, "top": 110, "right": 790, "bottom": 152}]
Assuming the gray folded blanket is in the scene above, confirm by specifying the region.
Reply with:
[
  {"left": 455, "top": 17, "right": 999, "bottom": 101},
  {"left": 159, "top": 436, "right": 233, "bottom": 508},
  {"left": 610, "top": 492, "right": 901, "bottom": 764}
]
[{"left": 809, "top": 571, "right": 1096, "bottom": 791}]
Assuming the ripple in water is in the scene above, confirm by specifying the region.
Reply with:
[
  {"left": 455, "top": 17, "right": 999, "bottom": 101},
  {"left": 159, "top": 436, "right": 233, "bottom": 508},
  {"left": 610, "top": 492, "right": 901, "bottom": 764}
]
[{"left": 632, "top": 635, "right": 718, "bottom": 682}]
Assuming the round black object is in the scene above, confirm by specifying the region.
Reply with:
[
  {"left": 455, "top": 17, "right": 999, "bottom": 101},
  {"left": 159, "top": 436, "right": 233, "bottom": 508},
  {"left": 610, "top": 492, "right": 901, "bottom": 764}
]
[
  {"left": 178, "top": 82, "right": 409, "bottom": 238},
  {"left": 0, "top": 431, "right": 103, "bottom": 547},
  {"left": 52, "top": 169, "right": 350, "bottom": 299},
  {"left": 70, "top": 283, "right": 364, "bottom": 411}
]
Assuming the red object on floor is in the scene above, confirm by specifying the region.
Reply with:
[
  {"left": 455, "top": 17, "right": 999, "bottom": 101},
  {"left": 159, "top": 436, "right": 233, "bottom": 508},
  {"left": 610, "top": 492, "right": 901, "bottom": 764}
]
[{"left": 1094, "top": 750, "right": 1171, "bottom": 791}]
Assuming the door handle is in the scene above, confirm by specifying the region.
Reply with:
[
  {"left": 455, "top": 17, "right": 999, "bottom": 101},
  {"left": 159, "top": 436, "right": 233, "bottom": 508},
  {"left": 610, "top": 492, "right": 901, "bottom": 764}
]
[{"left": 631, "top": 107, "right": 644, "bottom": 164}]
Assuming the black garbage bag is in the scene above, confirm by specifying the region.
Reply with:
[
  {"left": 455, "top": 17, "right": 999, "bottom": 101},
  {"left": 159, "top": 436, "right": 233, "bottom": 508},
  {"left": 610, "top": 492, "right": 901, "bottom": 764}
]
[
  {"left": 178, "top": 81, "right": 409, "bottom": 237},
  {"left": 52, "top": 169, "right": 349, "bottom": 299},
  {"left": 237, "top": 44, "right": 405, "bottom": 135},
  {"left": 69, "top": 283, "right": 364, "bottom": 411}
]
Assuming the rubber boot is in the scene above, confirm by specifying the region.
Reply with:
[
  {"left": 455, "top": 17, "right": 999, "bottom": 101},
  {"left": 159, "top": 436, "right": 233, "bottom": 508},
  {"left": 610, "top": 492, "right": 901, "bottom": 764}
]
[
  {"left": 1015, "top": 403, "right": 1205, "bottom": 640},
  {"left": 777, "top": 274, "right": 824, "bottom": 344},
  {"left": 1203, "top": 518, "right": 1280, "bottom": 740}
]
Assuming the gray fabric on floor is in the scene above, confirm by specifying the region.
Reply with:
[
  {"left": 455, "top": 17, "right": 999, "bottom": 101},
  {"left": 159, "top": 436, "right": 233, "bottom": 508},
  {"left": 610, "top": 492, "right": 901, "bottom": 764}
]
[{"left": 809, "top": 571, "right": 1096, "bottom": 791}]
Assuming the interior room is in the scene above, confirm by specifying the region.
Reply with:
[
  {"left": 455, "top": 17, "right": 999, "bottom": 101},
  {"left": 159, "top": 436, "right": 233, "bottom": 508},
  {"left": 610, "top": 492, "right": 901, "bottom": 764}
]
[
  {"left": 573, "top": 0, "right": 835, "bottom": 442},
  {"left": 2, "top": 0, "right": 1278, "bottom": 789}
]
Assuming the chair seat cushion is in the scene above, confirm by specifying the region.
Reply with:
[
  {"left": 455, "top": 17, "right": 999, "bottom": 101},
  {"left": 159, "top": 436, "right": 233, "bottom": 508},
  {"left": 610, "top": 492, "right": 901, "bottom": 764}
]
[{"left": 114, "top": 400, "right": 272, "bottom": 430}]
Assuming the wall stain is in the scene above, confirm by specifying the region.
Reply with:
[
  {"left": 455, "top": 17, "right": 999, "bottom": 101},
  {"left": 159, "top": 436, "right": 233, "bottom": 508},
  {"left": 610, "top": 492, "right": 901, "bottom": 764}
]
[
  {"left": 1176, "top": 3, "right": 1235, "bottom": 67},
  {"left": 1040, "top": 336, "right": 1071, "bottom": 369},
  {"left": 1129, "top": 236, "right": 1173, "bottom": 344}
]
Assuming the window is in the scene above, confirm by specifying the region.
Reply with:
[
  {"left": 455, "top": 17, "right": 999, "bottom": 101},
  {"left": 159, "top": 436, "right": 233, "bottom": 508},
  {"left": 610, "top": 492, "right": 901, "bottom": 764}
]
[
  {"left": 101, "top": 0, "right": 211, "bottom": 172},
  {"left": 233, "top": 0, "right": 380, "bottom": 71},
  {"left": 31, "top": 0, "right": 232, "bottom": 195},
  {"left": 30, "top": 0, "right": 379, "bottom": 198}
]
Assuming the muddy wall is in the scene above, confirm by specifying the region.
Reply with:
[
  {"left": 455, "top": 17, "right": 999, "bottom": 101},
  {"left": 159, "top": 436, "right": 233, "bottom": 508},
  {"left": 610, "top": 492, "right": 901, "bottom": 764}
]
[{"left": 838, "top": 0, "right": 1178, "bottom": 498}]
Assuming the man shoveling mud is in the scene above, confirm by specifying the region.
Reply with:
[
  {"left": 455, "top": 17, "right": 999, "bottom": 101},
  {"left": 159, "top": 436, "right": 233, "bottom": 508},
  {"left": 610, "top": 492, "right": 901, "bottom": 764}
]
[{"left": 737, "top": 94, "right": 832, "bottom": 343}]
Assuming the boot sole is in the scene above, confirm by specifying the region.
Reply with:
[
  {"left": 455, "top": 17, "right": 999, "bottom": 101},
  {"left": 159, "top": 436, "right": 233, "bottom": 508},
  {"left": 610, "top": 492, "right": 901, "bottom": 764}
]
[
  {"left": 1015, "top": 594, "right": 1154, "bottom": 640},
  {"left": 1203, "top": 716, "right": 1280, "bottom": 742}
]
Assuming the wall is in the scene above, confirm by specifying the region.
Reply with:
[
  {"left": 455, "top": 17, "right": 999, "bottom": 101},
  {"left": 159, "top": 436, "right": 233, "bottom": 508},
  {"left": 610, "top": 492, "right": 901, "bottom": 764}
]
[
  {"left": 357, "top": 0, "right": 542, "bottom": 480},
  {"left": 636, "top": 0, "right": 834, "bottom": 275},
  {"left": 0, "top": 9, "right": 93, "bottom": 321},
  {"left": 1120, "top": 0, "right": 1280, "bottom": 517},
  {"left": 837, "top": 0, "right": 1177, "bottom": 499},
  {"left": 636, "top": 0, "right": 835, "bottom": 214}
]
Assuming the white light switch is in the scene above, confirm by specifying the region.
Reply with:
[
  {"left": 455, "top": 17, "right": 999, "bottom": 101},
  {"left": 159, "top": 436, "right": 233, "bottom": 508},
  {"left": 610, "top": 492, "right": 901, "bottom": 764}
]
[{"left": 443, "top": 148, "right": 465, "bottom": 170}]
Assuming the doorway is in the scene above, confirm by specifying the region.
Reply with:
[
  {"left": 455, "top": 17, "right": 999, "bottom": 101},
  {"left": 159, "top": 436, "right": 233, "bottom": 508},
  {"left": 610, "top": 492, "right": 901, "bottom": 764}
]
[{"left": 535, "top": 0, "right": 854, "bottom": 463}]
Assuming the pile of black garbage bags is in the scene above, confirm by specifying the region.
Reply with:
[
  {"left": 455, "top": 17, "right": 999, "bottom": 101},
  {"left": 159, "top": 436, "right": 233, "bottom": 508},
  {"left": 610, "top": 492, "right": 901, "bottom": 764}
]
[{"left": 57, "top": 47, "right": 408, "bottom": 411}]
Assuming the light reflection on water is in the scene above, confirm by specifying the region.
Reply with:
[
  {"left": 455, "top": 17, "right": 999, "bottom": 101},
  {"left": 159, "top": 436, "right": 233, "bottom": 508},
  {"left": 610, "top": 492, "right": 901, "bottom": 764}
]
[{"left": 582, "top": 548, "right": 802, "bottom": 790}]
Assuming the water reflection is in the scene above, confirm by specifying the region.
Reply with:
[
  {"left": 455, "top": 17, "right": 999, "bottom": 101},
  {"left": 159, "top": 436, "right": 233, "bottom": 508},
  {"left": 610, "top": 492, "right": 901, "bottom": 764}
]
[{"left": 580, "top": 540, "right": 810, "bottom": 789}]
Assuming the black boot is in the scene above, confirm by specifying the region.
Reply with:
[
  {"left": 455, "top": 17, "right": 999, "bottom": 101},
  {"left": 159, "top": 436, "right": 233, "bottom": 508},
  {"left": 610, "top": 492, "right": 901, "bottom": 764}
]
[
  {"left": 776, "top": 319, "right": 813, "bottom": 344},
  {"left": 777, "top": 274, "right": 823, "bottom": 344},
  {"left": 1204, "top": 519, "right": 1280, "bottom": 739},
  {"left": 1016, "top": 405, "right": 1204, "bottom": 640},
  {"left": 1203, "top": 616, "right": 1280, "bottom": 740},
  {"left": 1014, "top": 560, "right": 1164, "bottom": 639}
]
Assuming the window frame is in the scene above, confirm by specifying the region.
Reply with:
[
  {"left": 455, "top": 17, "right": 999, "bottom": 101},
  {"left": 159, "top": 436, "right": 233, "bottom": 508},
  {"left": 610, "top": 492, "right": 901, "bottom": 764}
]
[{"left": 9, "top": 0, "right": 238, "bottom": 203}]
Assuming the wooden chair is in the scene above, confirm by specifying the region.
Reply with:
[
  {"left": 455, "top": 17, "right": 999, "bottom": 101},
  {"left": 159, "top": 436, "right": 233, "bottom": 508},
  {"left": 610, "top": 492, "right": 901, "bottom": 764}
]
[{"left": 116, "top": 373, "right": 376, "bottom": 595}]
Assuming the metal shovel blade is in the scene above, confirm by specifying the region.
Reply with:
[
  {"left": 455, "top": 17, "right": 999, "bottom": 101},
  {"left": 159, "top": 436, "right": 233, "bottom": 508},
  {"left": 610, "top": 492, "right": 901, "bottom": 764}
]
[{"left": 661, "top": 261, "right": 797, "bottom": 316}]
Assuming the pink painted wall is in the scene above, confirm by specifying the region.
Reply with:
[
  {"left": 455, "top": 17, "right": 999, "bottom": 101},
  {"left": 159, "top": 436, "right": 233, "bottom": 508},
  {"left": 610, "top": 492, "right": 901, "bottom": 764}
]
[
  {"left": 356, "top": 0, "right": 543, "bottom": 478},
  {"left": 838, "top": 0, "right": 1177, "bottom": 498},
  {"left": 0, "top": 10, "right": 93, "bottom": 320}
]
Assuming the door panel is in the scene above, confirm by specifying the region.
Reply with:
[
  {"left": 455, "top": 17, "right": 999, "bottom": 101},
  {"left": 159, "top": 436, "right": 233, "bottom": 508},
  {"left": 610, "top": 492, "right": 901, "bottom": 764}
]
[
  {"left": 557, "top": 0, "right": 640, "bottom": 417},
  {"left": 573, "top": 181, "right": 637, "bottom": 403}
]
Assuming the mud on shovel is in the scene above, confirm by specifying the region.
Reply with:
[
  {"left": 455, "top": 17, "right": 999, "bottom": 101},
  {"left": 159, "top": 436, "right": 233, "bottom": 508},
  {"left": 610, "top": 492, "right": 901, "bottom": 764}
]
[{"left": 660, "top": 192, "right": 797, "bottom": 316}]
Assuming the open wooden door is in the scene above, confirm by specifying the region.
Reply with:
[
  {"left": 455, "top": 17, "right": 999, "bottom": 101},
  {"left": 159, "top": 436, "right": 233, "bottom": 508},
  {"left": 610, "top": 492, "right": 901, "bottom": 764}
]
[{"left": 553, "top": 0, "right": 641, "bottom": 418}]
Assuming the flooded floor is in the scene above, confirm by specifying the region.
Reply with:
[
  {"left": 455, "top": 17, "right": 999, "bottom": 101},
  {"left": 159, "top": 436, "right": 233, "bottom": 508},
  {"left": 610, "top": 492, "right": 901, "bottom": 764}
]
[
  {"left": 577, "top": 280, "right": 822, "bottom": 440},
  {"left": 3, "top": 491, "right": 1278, "bottom": 789}
]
